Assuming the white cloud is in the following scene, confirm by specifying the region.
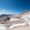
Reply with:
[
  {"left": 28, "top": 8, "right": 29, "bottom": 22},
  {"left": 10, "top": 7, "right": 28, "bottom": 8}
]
[
  {"left": 0, "top": 9, "right": 7, "bottom": 14},
  {"left": 0, "top": 9, "right": 12, "bottom": 14},
  {"left": 2, "top": 9, "right": 6, "bottom": 11},
  {"left": 0, "top": 9, "right": 17, "bottom": 14},
  {"left": 0, "top": 9, "right": 6, "bottom": 12}
]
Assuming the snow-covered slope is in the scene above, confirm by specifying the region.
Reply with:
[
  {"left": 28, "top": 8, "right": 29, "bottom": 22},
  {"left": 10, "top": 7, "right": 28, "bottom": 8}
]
[
  {"left": 10, "top": 11, "right": 30, "bottom": 24},
  {"left": 10, "top": 11, "right": 30, "bottom": 29},
  {"left": 0, "top": 11, "right": 30, "bottom": 30},
  {"left": 0, "top": 24, "right": 7, "bottom": 30},
  {"left": 21, "top": 11, "right": 30, "bottom": 25}
]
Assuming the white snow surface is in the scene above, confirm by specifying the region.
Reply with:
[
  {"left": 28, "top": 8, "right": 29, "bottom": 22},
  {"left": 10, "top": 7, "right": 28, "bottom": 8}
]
[
  {"left": 10, "top": 11, "right": 30, "bottom": 29},
  {"left": 0, "top": 24, "right": 7, "bottom": 30},
  {"left": 10, "top": 23, "right": 26, "bottom": 29}
]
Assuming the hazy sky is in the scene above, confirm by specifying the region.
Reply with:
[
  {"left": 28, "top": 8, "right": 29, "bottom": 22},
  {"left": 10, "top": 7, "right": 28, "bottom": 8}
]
[{"left": 0, "top": 0, "right": 30, "bottom": 14}]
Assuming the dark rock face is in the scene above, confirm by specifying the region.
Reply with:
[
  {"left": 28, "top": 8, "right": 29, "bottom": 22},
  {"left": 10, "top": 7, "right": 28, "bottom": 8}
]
[
  {"left": 0, "top": 14, "right": 15, "bottom": 24},
  {"left": 0, "top": 14, "right": 10, "bottom": 21},
  {"left": 3, "top": 17, "right": 10, "bottom": 21},
  {"left": 7, "top": 17, "right": 10, "bottom": 20},
  {"left": 0, "top": 14, "right": 11, "bottom": 24}
]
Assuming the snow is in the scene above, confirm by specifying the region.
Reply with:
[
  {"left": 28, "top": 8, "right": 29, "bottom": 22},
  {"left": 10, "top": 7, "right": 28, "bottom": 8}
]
[
  {"left": 10, "top": 23, "right": 26, "bottom": 29},
  {"left": 10, "top": 18, "right": 20, "bottom": 21},
  {"left": 0, "top": 24, "right": 7, "bottom": 30},
  {"left": 10, "top": 11, "right": 30, "bottom": 29},
  {"left": 21, "top": 13, "right": 30, "bottom": 25}
]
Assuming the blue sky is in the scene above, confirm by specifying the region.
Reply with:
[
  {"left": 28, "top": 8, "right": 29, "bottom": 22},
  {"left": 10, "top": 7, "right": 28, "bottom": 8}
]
[{"left": 0, "top": 0, "right": 30, "bottom": 14}]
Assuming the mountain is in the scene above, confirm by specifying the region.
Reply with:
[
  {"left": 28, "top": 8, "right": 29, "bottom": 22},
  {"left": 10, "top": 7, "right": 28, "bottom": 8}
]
[
  {"left": 10, "top": 11, "right": 30, "bottom": 29},
  {"left": 1, "top": 14, "right": 8, "bottom": 17},
  {"left": 10, "top": 11, "right": 30, "bottom": 30},
  {"left": 0, "top": 14, "right": 15, "bottom": 24}
]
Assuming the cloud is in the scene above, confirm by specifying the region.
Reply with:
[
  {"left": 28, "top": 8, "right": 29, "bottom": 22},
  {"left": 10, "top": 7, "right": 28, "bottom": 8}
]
[
  {"left": 2, "top": 9, "right": 6, "bottom": 11},
  {"left": 0, "top": 9, "right": 6, "bottom": 12},
  {"left": 0, "top": 9, "right": 12, "bottom": 14},
  {"left": 0, "top": 9, "right": 18, "bottom": 14},
  {"left": 0, "top": 9, "right": 7, "bottom": 14}
]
